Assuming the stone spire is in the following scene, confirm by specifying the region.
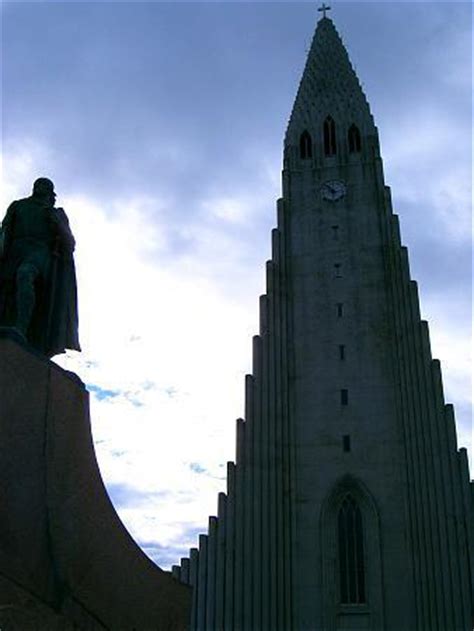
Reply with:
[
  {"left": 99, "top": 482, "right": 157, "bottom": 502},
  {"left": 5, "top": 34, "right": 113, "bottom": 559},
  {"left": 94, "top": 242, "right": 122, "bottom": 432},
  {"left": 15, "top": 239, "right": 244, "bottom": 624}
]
[{"left": 285, "top": 17, "right": 376, "bottom": 154}]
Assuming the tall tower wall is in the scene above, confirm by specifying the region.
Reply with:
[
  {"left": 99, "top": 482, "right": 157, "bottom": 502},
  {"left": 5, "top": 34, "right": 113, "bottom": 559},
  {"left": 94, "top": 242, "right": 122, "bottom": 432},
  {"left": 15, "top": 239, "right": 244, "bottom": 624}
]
[{"left": 284, "top": 158, "right": 408, "bottom": 629}]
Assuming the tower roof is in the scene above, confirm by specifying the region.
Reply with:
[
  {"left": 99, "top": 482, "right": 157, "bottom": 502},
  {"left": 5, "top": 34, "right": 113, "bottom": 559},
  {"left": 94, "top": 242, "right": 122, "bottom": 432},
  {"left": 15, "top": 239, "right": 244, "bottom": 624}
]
[{"left": 285, "top": 16, "right": 375, "bottom": 145}]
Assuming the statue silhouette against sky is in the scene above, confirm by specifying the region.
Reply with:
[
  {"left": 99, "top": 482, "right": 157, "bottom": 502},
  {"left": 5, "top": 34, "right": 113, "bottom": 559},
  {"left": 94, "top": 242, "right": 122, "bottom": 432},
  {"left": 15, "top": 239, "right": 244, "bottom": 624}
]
[{"left": 0, "top": 178, "right": 80, "bottom": 357}]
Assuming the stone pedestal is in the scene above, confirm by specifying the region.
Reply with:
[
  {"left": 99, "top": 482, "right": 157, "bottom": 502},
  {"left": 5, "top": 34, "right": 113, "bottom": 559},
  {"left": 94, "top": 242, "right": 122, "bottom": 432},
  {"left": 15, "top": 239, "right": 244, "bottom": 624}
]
[{"left": 0, "top": 330, "right": 191, "bottom": 630}]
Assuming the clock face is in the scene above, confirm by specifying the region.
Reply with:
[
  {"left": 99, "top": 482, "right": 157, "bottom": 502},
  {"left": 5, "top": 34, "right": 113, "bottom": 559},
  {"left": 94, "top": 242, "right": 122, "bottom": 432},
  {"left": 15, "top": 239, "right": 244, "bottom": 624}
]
[{"left": 321, "top": 180, "right": 346, "bottom": 202}]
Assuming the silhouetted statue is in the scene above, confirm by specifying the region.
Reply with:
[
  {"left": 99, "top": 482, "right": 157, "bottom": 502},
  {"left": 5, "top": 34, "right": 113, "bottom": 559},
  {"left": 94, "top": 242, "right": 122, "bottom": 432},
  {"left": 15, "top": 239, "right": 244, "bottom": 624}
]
[{"left": 0, "top": 178, "right": 80, "bottom": 357}]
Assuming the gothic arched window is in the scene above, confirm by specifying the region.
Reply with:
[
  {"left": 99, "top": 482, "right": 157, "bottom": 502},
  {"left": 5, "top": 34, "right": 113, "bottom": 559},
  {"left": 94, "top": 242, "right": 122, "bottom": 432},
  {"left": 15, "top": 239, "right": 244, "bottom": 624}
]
[
  {"left": 323, "top": 116, "right": 337, "bottom": 156},
  {"left": 338, "top": 494, "right": 366, "bottom": 604},
  {"left": 348, "top": 124, "right": 362, "bottom": 153},
  {"left": 299, "top": 130, "right": 313, "bottom": 159},
  {"left": 320, "top": 477, "right": 384, "bottom": 628}
]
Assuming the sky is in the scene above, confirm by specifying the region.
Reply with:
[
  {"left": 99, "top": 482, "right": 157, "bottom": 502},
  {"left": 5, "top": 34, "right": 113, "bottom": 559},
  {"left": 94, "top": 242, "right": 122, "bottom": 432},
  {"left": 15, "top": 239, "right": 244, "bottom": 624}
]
[{"left": 1, "top": 1, "right": 472, "bottom": 570}]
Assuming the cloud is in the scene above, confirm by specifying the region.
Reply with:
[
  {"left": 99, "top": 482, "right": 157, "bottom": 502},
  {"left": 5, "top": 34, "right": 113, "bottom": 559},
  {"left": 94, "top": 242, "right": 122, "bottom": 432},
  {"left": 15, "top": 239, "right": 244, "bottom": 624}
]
[
  {"left": 139, "top": 522, "right": 206, "bottom": 570},
  {"left": 106, "top": 483, "right": 173, "bottom": 510}
]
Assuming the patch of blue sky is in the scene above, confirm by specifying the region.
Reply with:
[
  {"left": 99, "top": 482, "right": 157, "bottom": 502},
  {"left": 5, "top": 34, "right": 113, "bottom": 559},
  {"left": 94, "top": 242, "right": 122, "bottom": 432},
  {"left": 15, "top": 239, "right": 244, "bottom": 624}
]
[
  {"left": 87, "top": 383, "right": 156, "bottom": 406},
  {"left": 87, "top": 384, "right": 122, "bottom": 401},
  {"left": 189, "top": 462, "right": 207, "bottom": 474},
  {"left": 189, "top": 461, "right": 226, "bottom": 481}
]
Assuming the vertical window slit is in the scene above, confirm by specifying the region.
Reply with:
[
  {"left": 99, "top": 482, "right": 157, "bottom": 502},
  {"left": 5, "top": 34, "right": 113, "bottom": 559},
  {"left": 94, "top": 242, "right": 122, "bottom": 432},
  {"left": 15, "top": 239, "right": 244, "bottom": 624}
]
[
  {"left": 323, "top": 116, "right": 337, "bottom": 156},
  {"left": 341, "top": 389, "right": 348, "bottom": 405},
  {"left": 299, "top": 130, "right": 313, "bottom": 159},
  {"left": 348, "top": 124, "right": 362, "bottom": 153}
]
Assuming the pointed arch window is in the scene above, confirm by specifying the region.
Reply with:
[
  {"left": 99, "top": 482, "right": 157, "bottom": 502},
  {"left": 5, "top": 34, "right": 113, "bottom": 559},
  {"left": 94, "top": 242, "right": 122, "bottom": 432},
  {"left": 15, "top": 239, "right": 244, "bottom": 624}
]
[
  {"left": 321, "top": 477, "right": 384, "bottom": 627},
  {"left": 323, "top": 116, "right": 337, "bottom": 156},
  {"left": 299, "top": 130, "right": 313, "bottom": 159},
  {"left": 338, "top": 494, "right": 366, "bottom": 604},
  {"left": 348, "top": 124, "right": 362, "bottom": 153}
]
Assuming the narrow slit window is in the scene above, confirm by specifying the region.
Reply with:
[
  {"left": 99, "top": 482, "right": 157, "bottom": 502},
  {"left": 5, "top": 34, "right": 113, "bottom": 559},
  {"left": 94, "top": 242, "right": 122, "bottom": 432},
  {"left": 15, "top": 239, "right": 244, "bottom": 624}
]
[
  {"left": 338, "top": 495, "right": 366, "bottom": 603},
  {"left": 331, "top": 225, "right": 339, "bottom": 240},
  {"left": 341, "top": 389, "right": 348, "bottom": 405},
  {"left": 334, "top": 263, "right": 342, "bottom": 278},
  {"left": 337, "top": 303, "right": 344, "bottom": 317},
  {"left": 299, "top": 130, "right": 313, "bottom": 159},
  {"left": 323, "top": 116, "right": 337, "bottom": 156},
  {"left": 348, "top": 124, "right": 362, "bottom": 153},
  {"left": 343, "top": 435, "right": 351, "bottom": 452},
  {"left": 339, "top": 345, "right": 346, "bottom": 360}
]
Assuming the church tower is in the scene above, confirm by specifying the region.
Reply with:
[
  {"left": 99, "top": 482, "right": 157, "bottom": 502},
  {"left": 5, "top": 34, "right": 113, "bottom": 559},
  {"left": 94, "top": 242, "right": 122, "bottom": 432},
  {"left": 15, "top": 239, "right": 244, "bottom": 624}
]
[{"left": 174, "top": 14, "right": 473, "bottom": 631}]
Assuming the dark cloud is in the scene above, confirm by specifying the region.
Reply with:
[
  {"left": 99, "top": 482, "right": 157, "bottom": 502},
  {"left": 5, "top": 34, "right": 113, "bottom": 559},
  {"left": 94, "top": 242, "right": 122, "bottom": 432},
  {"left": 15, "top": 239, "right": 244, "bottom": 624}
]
[
  {"left": 3, "top": 3, "right": 290, "bottom": 201},
  {"left": 4, "top": 4, "right": 470, "bottom": 301},
  {"left": 6, "top": 2, "right": 468, "bottom": 204},
  {"left": 141, "top": 540, "right": 190, "bottom": 570},
  {"left": 3, "top": 3, "right": 470, "bottom": 260}
]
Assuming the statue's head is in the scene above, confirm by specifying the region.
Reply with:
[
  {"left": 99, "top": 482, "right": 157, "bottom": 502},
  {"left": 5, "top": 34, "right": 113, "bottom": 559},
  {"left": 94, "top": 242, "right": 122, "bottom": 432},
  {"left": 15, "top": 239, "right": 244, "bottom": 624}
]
[{"left": 32, "top": 177, "right": 56, "bottom": 205}]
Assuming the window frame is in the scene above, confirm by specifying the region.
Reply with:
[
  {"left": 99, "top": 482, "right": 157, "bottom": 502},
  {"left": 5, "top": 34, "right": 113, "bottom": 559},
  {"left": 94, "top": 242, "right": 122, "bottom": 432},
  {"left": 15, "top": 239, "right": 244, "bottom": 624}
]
[{"left": 320, "top": 476, "right": 385, "bottom": 629}]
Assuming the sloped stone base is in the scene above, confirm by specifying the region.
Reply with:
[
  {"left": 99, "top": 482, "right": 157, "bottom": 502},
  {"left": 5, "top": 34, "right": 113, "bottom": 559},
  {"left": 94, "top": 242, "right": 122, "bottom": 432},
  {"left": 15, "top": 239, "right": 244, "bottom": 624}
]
[{"left": 0, "top": 330, "right": 191, "bottom": 630}]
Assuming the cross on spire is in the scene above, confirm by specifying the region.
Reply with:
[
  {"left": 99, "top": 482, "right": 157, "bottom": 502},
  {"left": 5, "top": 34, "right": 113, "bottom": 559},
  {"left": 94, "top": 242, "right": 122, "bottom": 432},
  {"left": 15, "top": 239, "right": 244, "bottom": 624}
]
[{"left": 318, "top": 3, "right": 331, "bottom": 18}]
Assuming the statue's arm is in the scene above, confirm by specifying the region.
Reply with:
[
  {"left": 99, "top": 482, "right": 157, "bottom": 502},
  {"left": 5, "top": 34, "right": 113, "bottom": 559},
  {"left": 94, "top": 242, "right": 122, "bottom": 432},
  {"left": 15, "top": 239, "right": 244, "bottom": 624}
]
[
  {"left": 0, "top": 203, "right": 17, "bottom": 259},
  {"left": 51, "top": 207, "right": 76, "bottom": 252}
]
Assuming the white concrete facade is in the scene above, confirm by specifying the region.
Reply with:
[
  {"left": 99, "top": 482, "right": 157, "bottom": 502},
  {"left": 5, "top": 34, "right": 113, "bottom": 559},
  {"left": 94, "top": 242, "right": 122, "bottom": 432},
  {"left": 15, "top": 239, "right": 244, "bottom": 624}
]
[{"left": 175, "top": 17, "right": 473, "bottom": 631}]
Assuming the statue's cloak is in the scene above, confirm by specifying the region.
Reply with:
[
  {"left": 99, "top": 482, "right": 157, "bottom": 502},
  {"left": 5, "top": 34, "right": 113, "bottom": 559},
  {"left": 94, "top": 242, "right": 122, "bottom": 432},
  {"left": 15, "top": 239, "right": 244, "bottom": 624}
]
[{"left": 0, "top": 198, "right": 80, "bottom": 357}]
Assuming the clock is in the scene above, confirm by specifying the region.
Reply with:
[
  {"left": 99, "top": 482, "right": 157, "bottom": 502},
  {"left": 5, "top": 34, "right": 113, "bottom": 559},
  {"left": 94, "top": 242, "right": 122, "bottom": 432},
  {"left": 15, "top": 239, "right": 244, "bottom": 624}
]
[{"left": 321, "top": 180, "right": 346, "bottom": 202}]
